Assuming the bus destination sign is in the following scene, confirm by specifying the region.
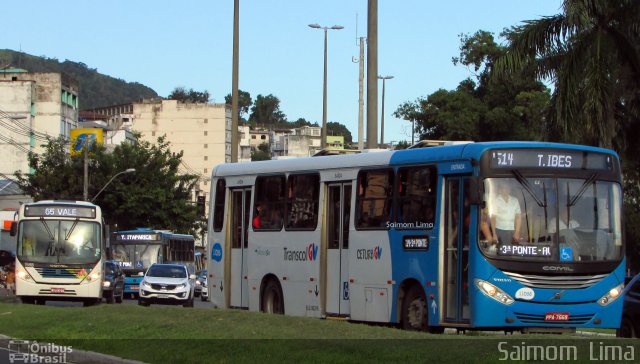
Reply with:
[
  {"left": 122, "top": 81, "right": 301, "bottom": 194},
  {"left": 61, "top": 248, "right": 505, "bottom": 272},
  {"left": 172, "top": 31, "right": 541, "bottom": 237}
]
[
  {"left": 24, "top": 205, "right": 96, "bottom": 219},
  {"left": 490, "top": 149, "right": 612, "bottom": 170},
  {"left": 498, "top": 243, "right": 552, "bottom": 258},
  {"left": 116, "top": 234, "right": 160, "bottom": 241}
]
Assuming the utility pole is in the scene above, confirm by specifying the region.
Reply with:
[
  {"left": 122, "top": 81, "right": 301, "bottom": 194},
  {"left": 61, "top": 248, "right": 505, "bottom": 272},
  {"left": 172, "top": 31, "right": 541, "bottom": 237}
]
[
  {"left": 366, "top": 0, "right": 378, "bottom": 150},
  {"left": 231, "top": 0, "right": 239, "bottom": 163},
  {"left": 83, "top": 145, "right": 88, "bottom": 201},
  {"left": 357, "top": 37, "right": 365, "bottom": 150}
]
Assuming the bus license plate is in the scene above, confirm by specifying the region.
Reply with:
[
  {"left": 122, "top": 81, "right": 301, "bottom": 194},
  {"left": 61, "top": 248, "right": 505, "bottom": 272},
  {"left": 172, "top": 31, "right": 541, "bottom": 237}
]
[
  {"left": 51, "top": 287, "right": 65, "bottom": 294},
  {"left": 130, "top": 285, "right": 139, "bottom": 290},
  {"left": 545, "top": 312, "right": 569, "bottom": 321}
]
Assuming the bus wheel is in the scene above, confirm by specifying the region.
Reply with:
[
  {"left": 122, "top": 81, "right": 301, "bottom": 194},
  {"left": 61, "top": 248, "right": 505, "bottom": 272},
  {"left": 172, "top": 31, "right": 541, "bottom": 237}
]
[
  {"left": 20, "top": 297, "right": 35, "bottom": 305},
  {"left": 617, "top": 316, "right": 636, "bottom": 338},
  {"left": 262, "top": 279, "right": 284, "bottom": 314},
  {"left": 401, "top": 286, "right": 427, "bottom": 331},
  {"left": 106, "top": 291, "right": 115, "bottom": 304}
]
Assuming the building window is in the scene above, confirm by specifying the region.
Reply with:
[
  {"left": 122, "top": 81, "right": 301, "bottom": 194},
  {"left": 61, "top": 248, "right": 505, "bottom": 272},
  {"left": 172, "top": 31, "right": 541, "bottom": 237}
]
[
  {"left": 204, "top": 156, "right": 208, "bottom": 161},
  {"left": 204, "top": 144, "right": 208, "bottom": 149},
  {"left": 251, "top": 135, "right": 256, "bottom": 139},
  {"left": 204, "top": 118, "right": 208, "bottom": 124},
  {"left": 261, "top": 135, "right": 266, "bottom": 140},
  {"left": 152, "top": 131, "right": 156, "bottom": 137},
  {"left": 204, "top": 168, "right": 208, "bottom": 174},
  {"left": 204, "top": 131, "right": 208, "bottom": 136}
]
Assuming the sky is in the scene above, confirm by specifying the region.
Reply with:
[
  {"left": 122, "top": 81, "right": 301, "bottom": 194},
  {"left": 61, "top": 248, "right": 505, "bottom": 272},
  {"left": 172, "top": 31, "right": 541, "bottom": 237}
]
[{"left": 4, "top": 1, "right": 563, "bottom": 145}]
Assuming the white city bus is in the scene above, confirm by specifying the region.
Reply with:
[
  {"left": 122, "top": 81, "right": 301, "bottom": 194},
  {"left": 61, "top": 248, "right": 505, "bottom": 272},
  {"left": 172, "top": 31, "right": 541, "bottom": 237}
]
[
  {"left": 207, "top": 141, "right": 624, "bottom": 332},
  {"left": 12, "top": 200, "right": 106, "bottom": 306}
]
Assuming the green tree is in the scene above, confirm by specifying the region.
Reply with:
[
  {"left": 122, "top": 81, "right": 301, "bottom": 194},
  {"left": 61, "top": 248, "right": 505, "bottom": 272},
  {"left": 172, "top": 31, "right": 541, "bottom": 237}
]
[
  {"left": 168, "top": 87, "right": 210, "bottom": 103},
  {"left": 394, "top": 140, "right": 410, "bottom": 150},
  {"left": 251, "top": 142, "right": 271, "bottom": 161},
  {"left": 395, "top": 31, "right": 550, "bottom": 142},
  {"left": 14, "top": 136, "right": 201, "bottom": 235},
  {"left": 326, "top": 121, "right": 353, "bottom": 145},
  {"left": 494, "top": 0, "right": 640, "bottom": 271},
  {"left": 494, "top": 0, "right": 640, "bottom": 149},
  {"left": 248, "top": 94, "right": 287, "bottom": 128},
  {"left": 225, "top": 90, "right": 253, "bottom": 123}
]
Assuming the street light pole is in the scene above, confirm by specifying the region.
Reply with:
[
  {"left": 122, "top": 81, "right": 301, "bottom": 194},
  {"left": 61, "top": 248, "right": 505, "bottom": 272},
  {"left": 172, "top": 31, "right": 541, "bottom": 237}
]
[
  {"left": 91, "top": 168, "right": 136, "bottom": 203},
  {"left": 377, "top": 75, "right": 393, "bottom": 147},
  {"left": 309, "top": 23, "right": 343, "bottom": 149}
]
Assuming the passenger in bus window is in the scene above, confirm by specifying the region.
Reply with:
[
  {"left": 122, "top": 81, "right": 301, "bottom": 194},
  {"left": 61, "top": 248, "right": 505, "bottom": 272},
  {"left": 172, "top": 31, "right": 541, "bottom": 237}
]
[
  {"left": 480, "top": 207, "right": 494, "bottom": 243},
  {"left": 22, "top": 228, "right": 36, "bottom": 256},
  {"left": 253, "top": 204, "right": 263, "bottom": 229},
  {"left": 490, "top": 182, "right": 522, "bottom": 244}
]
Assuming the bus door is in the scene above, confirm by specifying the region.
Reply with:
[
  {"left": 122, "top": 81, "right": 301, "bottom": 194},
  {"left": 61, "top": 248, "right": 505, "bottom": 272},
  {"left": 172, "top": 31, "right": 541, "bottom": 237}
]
[
  {"left": 444, "top": 177, "right": 471, "bottom": 323},
  {"left": 230, "top": 188, "right": 251, "bottom": 308},
  {"left": 325, "top": 182, "right": 352, "bottom": 316}
]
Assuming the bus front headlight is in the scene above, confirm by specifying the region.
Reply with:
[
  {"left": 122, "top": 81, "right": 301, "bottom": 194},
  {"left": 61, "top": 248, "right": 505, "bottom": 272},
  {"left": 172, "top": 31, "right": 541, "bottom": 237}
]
[
  {"left": 16, "top": 268, "right": 33, "bottom": 281},
  {"left": 598, "top": 284, "right": 624, "bottom": 306},
  {"left": 475, "top": 279, "right": 514, "bottom": 305}
]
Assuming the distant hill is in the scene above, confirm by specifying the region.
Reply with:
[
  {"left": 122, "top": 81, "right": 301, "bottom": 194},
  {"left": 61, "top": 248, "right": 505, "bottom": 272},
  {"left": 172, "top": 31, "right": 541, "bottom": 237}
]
[{"left": 0, "top": 49, "right": 158, "bottom": 110}]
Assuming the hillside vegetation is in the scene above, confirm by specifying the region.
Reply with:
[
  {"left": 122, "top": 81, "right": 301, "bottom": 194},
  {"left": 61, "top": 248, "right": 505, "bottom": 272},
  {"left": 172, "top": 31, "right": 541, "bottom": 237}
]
[{"left": 0, "top": 49, "right": 158, "bottom": 109}]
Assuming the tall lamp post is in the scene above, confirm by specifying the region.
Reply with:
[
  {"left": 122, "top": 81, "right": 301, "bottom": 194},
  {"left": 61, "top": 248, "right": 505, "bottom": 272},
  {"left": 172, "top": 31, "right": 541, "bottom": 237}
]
[
  {"left": 91, "top": 168, "right": 136, "bottom": 203},
  {"left": 308, "top": 23, "right": 343, "bottom": 149},
  {"left": 377, "top": 75, "right": 393, "bottom": 147}
]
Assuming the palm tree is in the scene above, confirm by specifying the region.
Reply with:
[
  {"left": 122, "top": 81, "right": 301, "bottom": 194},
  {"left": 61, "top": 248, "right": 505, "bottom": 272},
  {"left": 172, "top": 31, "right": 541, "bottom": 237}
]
[{"left": 495, "top": 0, "right": 639, "bottom": 149}]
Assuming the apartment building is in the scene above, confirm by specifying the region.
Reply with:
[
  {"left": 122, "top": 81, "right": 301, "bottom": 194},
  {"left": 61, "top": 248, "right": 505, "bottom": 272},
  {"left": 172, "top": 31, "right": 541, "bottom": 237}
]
[{"left": 0, "top": 69, "right": 78, "bottom": 176}]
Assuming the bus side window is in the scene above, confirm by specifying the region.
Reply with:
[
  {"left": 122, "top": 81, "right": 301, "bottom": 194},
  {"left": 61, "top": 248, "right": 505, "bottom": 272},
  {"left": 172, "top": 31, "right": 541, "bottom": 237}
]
[
  {"left": 396, "top": 166, "right": 437, "bottom": 227},
  {"left": 356, "top": 169, "right": 394, "bottom": 229},
  {"left": 255, "top": 175, "right": 286, "bottom": 231},
  {"left": 213, "top": 179, "right": 226, "bottom": 232},
  {"left": 286, "top": 174, "right": 320, "bottom": 230}
]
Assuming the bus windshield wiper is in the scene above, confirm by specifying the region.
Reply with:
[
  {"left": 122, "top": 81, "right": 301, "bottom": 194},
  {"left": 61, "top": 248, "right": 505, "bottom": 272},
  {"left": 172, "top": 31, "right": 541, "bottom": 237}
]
[
  {"left": 64, "top": 219, "right": 79, "bottom": 241},
  {"left": 39, "top": 218, "right": 55, "bottom": 240},
  {"left": 511, "top": 170, "right": 546, "bottom": 207},
  {"left": 568, "top": 172, "right": 598, "bottom": 207}
]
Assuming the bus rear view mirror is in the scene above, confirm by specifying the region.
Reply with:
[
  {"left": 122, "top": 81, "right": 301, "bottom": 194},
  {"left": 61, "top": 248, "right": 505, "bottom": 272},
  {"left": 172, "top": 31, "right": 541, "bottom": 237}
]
[
  {"left": 9, "top": 221, "right": 17, "bottom": 237},
  {"left": 468, "top": 176, "right": 484, "bottom": 205}
]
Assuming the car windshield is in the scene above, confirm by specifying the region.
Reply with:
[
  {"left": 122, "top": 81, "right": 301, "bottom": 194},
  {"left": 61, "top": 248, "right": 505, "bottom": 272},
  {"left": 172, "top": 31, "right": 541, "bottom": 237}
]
[
  {"left": 17, "top": 220, "right": 101, "bottom": 264},
  {"left": 479, "top": 177, "right": 623, "bottom": 263},
  {"left": 147, "top": 265, "right": 187, "bottom": 278},
  {"left": 112, "top": 243, "right": 162, "bottom": 271}
]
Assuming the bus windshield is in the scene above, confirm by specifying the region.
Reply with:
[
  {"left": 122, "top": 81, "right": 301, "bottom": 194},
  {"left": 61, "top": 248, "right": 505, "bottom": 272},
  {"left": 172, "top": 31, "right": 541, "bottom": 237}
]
[
  {"left": 111, "top": 243, "right": 162, "bottom": 271},
  {"left": 479, "top": 177, "right": 622, "bottom": 263},
  {"left": 17, "top": 220, "right": 101, "bottom": 264}
]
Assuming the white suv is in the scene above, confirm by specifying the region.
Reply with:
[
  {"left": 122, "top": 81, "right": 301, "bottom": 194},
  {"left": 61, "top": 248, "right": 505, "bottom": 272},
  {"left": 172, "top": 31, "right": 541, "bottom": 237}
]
[{"left": 138, "top": 264, "right": 196, "bottom": 307}]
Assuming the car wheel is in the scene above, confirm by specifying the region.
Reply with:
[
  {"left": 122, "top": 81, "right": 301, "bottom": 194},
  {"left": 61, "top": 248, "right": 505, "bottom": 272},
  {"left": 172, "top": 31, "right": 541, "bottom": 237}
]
[
  {"left": 183, "top": 295, "right": 194, "bottom": 308},
  {"left": 138, "top": 299, "right": 150, "bottom": 307},
  {"left": 115, "top": 288, "right": 124, "bottom": 304},
  {"left": 401, "top": 286, "right": 428, "bottom": 331},
  {"left": 617, "top": 316, "right": 636, "bottom": 338},
  {"left": 105, "top": 291, "right": 115, "bottom": 304},
  {"left": 261, "top": 279, "right": 284, "bottom": 314}
]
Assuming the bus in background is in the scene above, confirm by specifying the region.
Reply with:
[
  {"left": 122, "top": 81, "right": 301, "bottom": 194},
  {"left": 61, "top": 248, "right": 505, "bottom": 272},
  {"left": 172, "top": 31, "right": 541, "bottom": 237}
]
[
  {"left": 12, "top": 201, "right": 106, "bottom": 306},
  {"left": 207, "top": 141, "right": 624, "bottom": 332},
  {"left": 110, "top": 228, "right": 195, "bottom": 297}
]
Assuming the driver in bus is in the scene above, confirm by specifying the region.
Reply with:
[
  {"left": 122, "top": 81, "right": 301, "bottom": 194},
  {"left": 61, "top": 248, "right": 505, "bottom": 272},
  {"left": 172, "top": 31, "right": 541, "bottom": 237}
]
[
  {"left": 490, "top": 182, "right": 522, "bottom": 244},
  {"left": 22, "top": 227, "right": 36, "bottom": 256}
]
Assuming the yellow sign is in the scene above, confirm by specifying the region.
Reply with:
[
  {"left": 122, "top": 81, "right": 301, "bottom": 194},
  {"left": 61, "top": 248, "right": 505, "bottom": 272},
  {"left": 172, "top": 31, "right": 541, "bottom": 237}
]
[{"left": 70, "top": 128, "right": 103, "bottom": 156}]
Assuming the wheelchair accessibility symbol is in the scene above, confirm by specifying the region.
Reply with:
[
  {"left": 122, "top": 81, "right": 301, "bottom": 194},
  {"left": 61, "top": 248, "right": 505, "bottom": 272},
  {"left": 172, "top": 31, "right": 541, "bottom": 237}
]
[
  {"left": 560, "top": 247, "right": 573, "bottom": 261},
  {"left": 135, "top": 260, "right": 144, "bottom": 269}
]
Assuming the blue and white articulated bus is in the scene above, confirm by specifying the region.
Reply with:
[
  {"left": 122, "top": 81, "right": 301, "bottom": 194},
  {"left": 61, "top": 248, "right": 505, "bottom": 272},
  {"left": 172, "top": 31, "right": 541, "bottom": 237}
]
[
  {"left": 110, "top": 228, "right": 196, "bottom": 296},
  {"left": 207, "top": 141, "right": 624, "bottom": 332},
  {"left": 13, "top": 201, "right": 106, "bottom": 306}
]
